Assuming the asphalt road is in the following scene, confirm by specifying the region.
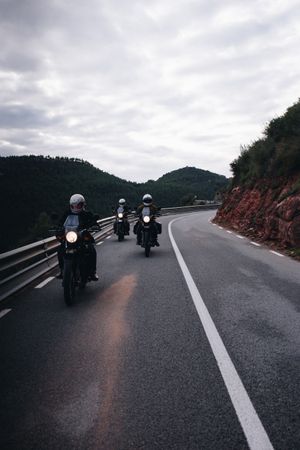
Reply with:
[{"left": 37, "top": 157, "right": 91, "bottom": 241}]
[{"left": 0, "top": 210, "right": 299, "bottom": 450}]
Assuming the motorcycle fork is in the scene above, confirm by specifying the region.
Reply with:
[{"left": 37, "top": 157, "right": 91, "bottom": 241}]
[{"left": 142, "top": 227, "right": 150, "bottom": 246}]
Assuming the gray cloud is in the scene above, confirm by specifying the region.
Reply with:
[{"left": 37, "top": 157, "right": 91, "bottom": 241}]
[
  {"left": 1, "top": 0, "right": 300, "bottom": 181},
  {"left": 0, "top": 105, "right": 62, "bottom": 128}
]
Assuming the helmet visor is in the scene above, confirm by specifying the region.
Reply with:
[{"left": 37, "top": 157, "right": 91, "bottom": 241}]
[{"left": 71, "top": 201, "right": 84, "bottom": 212}]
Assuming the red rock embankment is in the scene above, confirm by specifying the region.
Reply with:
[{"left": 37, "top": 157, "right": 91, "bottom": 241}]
[{"left": 214, "top": 175, "right": 300, "bottom": 250}]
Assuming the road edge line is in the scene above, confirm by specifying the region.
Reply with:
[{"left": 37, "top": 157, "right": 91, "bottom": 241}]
[{"left": 168, "top": 217, "right": 274, "bottom": 450}]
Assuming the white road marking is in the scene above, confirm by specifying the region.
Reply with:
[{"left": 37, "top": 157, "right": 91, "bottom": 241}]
[
  {"left": 169, "top": 218, "right": 274, "bottom": 450},
  {"left": 212, "top": 223, "right": 217, "bottom": 226},
  {"left": 218, "top": 226, "right": 224, "bottom": 230},
  {"left": 97, "top": 241, "right": 104, "bottom": 246},
  {"left": 236, "top": 235, "right": 244, "bottom": 239},
  {"left": 0, "top": 309, "right": 12, "bottom": 319},
  {"left": 35, "top": 277, "right": 55, "bottom": 289},
  {"left": 226, "top": 230, "right": 233, "bottom": 234},
  {"left": 270, "top": 250, "right": 284, "bottom": 257},
  {"left": 106, "top": 236, "right": 111, "bottom": 239},
  {"left": 251, "top": 242, "right": 261, "bottom": 247}
]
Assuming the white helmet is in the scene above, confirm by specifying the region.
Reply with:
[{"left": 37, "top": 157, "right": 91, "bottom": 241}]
[
  {"left": 70, "top": 194, "right": 85, "bottom": 213},
  {"left": 142, "top": 193, "right": 152, "bottom": 205},
  {"left": 119, "top": 198, "right": 126, "bottom": 205}
]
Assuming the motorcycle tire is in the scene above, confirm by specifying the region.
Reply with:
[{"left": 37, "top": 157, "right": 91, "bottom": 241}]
[
  {"left": 79, "top": 259, "right": 89, "bottom": 289},
  {"left": 143, "top": 230, "right": 151, "bottom": 257},
  {"left": 63, "top": 259, "right": 76, "bottom": 305}
]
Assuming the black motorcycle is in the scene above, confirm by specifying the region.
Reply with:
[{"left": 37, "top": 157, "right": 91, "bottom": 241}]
[
  {"left": 138, "top": 210, "right": 161, "bottom": 257},
  {"left": 116, "top": 211, "right": 125, "bottom": 241},
  {"left": 56, "top": 215, "right": 100, "bottom": 305}
]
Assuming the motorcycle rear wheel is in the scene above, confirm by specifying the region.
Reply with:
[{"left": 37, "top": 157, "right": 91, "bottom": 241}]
[{"left": 63, "top": 259, "right": 76, "bottom": 305}]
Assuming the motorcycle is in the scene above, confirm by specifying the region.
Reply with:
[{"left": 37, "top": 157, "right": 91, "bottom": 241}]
[
  {"left": 137, "top": 209, "right": 161, "bottom": 257},
  {"left": 116, "top": 211, "right": 125, "bottom": 241},
  {"left": 56, "top": 214, "right": 100, "bottom": 305}
]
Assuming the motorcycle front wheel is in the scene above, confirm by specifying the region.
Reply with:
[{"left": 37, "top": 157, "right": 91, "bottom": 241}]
[
  {"left": 79, "top": 255, "right": 89, "bottom": 289},
  {"left": 63, "top": 259, "right": 76, "bottom": 305},
  {"left": 143, "top": 230, "right": 151, "bottom": 257},
  {"left": 117, "top": 223, "right": 124, "bottom": 241}
]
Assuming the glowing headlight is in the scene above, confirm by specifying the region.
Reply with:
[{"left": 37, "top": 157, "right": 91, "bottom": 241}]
[
  {"left": 143, "top": 215, "right": 150, "bottom": 223},
  {"left": 118, "top": 213, "right": 124, "bottom": 218},
  {"left": 66, "top": 231, "right": 78, "bottom": 243}
]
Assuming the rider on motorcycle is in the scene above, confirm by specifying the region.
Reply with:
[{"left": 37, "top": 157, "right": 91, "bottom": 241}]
[
  {"left": 56, "top": 194, "right": 99, "bottom": 280},
  {"left": 113, "top": 198, "right": 130, "bottom": 235},
  {"left": 134, "top": 194, "right": 160, "bottom": 246}
]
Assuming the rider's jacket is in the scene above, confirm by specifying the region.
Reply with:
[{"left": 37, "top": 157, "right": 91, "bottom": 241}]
[
  {"left": 114, "top": 204, "right": 130, "bottom": 217},
  {"left": 136, "top": 203, "right": 159, "bottom": 219},
  {"left": 58, "top": 210, "right": 98, "bottom": 230}
]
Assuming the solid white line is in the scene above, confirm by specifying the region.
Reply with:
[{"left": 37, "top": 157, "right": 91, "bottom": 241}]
[
  {"left": 97, "top": 241, "right": 104, "bottom": 246},
  {"left": 251, "top": 242, "right": 261, "bottom": 247},
  {"left": 106, "top": 236, "right": 111, "bottom": 239},
  {"left": 168, "top": 218, "right": 274, "bottom": 450},
  {"left": 35, "top": 277, "right": 55, "bottom": 289},
  {"left": 270, "top": 250, "right": 284, "bottom": 257},
  {"left": 0, "top": 309, "right": 12, "bottom": 319},
  {"left": 236, "top": 235, "right": 244, "bottom": 239}
]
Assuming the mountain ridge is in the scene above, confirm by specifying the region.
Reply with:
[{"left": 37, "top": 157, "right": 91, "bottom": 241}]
[{"left": 1, "top": 155, "right": 228, "bottom": 252}]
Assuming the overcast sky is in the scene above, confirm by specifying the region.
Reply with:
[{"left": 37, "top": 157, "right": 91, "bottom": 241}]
[{"left": 1, "top": 0, "right": 300, "bottom": 182}]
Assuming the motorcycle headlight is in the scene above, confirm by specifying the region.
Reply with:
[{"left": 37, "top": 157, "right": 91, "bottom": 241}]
[
  {"left": 118, "top": 213, "right": 124, "bottom": 218},
  {"left": 66, "top": 231, "right": 78, "bottom": 243},
  {"left": 143, "top": 215, "right": 150, "bottom": 223}
]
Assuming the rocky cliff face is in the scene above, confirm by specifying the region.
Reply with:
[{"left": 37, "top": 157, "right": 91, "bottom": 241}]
[{"left": 214, "top": 175, "right": 300, "bottom": 252}]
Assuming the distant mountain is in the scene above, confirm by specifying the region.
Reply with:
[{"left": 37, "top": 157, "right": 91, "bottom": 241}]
[
  {"left": 0, "top": 155, "right": 228, "bottom": 252},
  {"left": 141, "top": 166, "right": 228, "bottom": 208}
]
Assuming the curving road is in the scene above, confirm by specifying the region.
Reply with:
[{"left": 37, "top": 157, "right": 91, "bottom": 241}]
[{"left": 0, "top": 210, "right": 299, "bottom": 450}]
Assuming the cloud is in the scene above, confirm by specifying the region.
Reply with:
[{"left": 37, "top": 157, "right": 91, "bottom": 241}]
[
  {"left": 0, "top": 104, "right": 62, "bottom": 128},
  {"left": 0, "top": 0, "right": 300, "bottom": 181}
]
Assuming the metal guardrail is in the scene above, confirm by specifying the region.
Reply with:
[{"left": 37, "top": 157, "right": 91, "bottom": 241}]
[
  {"left": 0, "top": 204, "right": 220, "bottom": 302},
  {"left": 0, "top": 216, "right": 115, "bottom": 303},
  {"left": 160, "top": 203, "right": 220, "bottom": 215}
]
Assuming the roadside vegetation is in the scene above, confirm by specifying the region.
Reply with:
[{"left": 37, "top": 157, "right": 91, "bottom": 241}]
[
  {"left": 230, "top": 99, "right": 300, "bottom": 186},
  {"left": 216, "top": 98, "right": 300, "bottom": 258}
]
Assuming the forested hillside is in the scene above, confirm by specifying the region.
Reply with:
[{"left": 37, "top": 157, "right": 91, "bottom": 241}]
[
  {"left": 141, "top": 166, "right": 227, "bottom": 207},
  {"left": 0, "top": 156, "right": 227, "bottom": 252},
  {"left": 230, "top": 99, "right": 300, "bottom": 184},
  {"left": 215, "top": 99, "right": 300, "bottom": 254}
]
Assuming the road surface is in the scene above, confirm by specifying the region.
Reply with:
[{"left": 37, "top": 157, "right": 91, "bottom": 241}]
[{"left": 1, "top": 210, "right": 299, "bottom": 449}]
